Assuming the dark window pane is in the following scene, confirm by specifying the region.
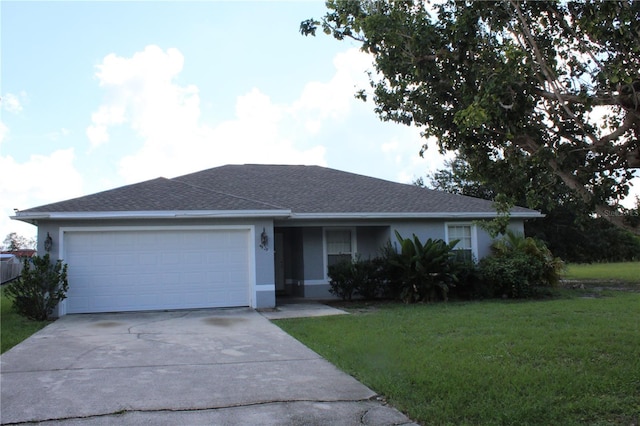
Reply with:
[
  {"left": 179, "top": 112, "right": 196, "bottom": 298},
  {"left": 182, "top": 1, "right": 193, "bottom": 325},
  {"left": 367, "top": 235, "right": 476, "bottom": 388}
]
[{"left": 328, "top": 254, "right": 352, "bottom": 267}]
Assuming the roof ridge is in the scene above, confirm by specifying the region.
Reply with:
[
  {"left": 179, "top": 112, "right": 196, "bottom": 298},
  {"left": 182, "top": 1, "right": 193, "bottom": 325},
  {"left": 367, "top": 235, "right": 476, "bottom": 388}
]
[{"left": 170, "top": 177, "right": 289, "bottom": 210}]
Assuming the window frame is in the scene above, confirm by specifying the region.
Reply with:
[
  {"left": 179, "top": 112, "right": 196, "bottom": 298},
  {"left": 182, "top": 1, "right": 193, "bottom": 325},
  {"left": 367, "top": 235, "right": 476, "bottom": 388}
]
[
  {"left": 444, "top": 222, "right": 478, "bottom": 262},
  {"left": 323, "top": 227, "right": 357, "bottom": 279}
]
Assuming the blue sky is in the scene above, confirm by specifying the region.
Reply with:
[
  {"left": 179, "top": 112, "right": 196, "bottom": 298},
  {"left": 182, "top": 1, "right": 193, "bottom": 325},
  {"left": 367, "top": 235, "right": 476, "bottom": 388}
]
[
  {"left": 1, "top": 1, "right": 449, "bottom": 240},
  {"left": 4, "top": 2, "right": 636, "bottom": 242}
]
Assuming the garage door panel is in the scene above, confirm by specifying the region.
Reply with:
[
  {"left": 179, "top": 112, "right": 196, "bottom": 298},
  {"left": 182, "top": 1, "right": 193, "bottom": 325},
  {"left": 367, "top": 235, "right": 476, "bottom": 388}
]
[
  {"left": 161, "top": 253, "right": 181, "bottom": 265},
  {"left": 64, "top": 229, "right": 252, "bottom": 314}
]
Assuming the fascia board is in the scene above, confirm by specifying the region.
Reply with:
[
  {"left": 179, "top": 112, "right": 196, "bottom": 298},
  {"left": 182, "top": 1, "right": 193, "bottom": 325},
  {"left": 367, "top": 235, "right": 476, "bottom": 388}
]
[
  {"left": 11, "top": 210, "right": 292, "bottom": 221},
  {"left": 12, "top": 209, "right": 543, "bottom": 222},
  {"left": 289, "top": 211, "right": 544, "bottom": 220}
]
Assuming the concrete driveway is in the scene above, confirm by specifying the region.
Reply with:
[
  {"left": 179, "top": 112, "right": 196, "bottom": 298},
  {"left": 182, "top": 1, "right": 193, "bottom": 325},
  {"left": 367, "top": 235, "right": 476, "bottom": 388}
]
[{"left": 0, "top": 308, "right": 416, "bottom": 425}]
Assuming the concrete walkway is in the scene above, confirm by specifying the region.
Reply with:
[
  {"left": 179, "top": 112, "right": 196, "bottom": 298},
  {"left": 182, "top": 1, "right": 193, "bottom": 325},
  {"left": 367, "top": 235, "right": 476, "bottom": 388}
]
[
  {"left": 0, "top": 306, "right": 417, "bottom": 425},
  {"left": 259, "top": 300, "right": 349, "bottom": 320}
]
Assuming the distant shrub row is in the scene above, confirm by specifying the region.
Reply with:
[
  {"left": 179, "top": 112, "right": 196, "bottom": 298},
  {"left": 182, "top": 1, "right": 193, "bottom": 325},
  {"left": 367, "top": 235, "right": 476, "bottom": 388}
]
[
  {"left": 526, "top": 213, "right": 640, "bottom": 263},
  {"left": 328, "top": 230, "right": 564, "bottom": 302}
]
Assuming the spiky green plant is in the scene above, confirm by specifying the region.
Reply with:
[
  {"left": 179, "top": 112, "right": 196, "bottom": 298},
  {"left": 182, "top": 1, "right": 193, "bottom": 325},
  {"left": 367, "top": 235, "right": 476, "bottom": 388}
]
[{"left": 390, "top": 231, "right": 459, "bottom": 302}]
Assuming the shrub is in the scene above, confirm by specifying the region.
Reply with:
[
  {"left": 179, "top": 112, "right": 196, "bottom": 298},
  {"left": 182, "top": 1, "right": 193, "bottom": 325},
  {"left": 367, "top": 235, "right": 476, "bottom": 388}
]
[
  {"left": 479, "top": 252, "right": 540, "bottom": 298},
  {"left": 328, "top": 260, "right": 356, "bottom": 301},
  {"left": 5, "top": 254, "right": 69, "bottom": 320},
  {"left": 448, "top": 259, "right": 487, "bottom": 300},
  {"left": 327, "top": 256, "right": 382, "bottom": 301},
  {"left": 479, "top": 231, "right": 564, "bottom": 298},
  {"left": 387, "top": 231, "right": 459, "bottom": 303},
  {"left": 355, "top": 257, "right": 384, "bottom": 300},
  {"left": 378, "top": 241, "right": 404, "bottom": 299}
]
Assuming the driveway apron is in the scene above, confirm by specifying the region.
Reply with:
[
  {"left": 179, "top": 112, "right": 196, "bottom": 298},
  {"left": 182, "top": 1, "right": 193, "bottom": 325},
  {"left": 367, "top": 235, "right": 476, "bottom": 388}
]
[{"left": 0, "top": 308, "right": 416, "bottom": 425}]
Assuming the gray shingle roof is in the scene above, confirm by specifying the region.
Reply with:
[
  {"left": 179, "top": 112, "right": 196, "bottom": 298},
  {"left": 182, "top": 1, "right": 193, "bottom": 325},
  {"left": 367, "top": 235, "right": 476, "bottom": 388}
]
[
  {"left": 17, "top": 164, "right": 541, "bottom": 217},
  {"left": 21, "top": 177, "right": 281, "bottom": 213}
]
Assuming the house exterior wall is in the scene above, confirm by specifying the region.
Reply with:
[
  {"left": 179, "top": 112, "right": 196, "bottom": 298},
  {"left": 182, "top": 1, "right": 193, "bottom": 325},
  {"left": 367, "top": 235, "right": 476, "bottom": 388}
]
[
  {"left": 356, "top": 226, "right": 391, "bottom": 259},
  {"left": 33, "top": 216, "right": 530, "bottom": 313},
  {"left": 252, "top": 219, "right": 276, "bottom": 308},
  {"left": 390, "top": 221, "right": 447, "bottom": 247}
]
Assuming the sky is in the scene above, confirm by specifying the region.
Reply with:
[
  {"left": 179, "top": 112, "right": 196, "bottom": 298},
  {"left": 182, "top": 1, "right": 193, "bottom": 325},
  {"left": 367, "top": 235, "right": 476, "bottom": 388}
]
[
  {"left": 1, "top": 0, "right": 452, "bottom": 241},
  {"left": 2, "top": 1, "right": 637, "bottom": 243}
]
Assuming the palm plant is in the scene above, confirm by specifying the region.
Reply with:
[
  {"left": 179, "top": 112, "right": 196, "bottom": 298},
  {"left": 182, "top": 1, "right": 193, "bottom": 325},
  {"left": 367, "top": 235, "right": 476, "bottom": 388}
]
[{"left": 390, "top": 231, "right": 459, "bottom": 302}]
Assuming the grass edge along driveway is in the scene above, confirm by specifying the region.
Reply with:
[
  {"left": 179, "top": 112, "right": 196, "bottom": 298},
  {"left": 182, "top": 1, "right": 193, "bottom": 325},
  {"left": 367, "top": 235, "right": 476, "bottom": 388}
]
[
  {"left": 0, "top": 286, "right": 50, "bottom": 354},
  {"left": 275, "top": 294, "right": 640, "bottom": 425}
]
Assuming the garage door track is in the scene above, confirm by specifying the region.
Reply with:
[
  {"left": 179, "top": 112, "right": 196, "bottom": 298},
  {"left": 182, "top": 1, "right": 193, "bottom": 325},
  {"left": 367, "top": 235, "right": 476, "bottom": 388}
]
[{"left": 0, "top": 308, "right": 416, "bottom": 425}]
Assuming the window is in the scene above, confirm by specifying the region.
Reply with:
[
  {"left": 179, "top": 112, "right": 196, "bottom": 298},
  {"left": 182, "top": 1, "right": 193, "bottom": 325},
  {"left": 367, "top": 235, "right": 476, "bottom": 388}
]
[
  {"left": 446, "top": 224, "right": 475, "bottom": 262},
  {"left": 326, "top": 229, "right": 355, "bottom": 267}
]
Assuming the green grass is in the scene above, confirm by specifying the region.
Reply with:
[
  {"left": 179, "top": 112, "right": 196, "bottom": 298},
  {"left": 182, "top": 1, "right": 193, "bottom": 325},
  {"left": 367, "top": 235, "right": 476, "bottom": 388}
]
[
  {"left": 275, "top": 295, "right": 640, "bottom": 425},
  {"left": 1, "top": 286, "right": 49, "bottom": 354},
  {"left": 564, "top": 261, "right": 640, "bottom": 283}
]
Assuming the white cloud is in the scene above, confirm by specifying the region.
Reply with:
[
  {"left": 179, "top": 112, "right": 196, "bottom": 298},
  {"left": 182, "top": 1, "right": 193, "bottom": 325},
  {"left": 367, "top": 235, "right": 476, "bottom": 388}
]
[
  {"left": 88, "top": 45, "right": 338, "bottom": 183},
  {"left": 87, "top": 45, "right": 445, "bottom": 189},
  {"left": 0, "top": 149, "right": 84, "bottom": 240},
  {"left": 0, "top": 93, "right": 84, "bottom": 239},
  {"left": 86, "top": 105, "right": 127, "bottom": 147},
  {"left": 86, "top": 45, "right": 193, "bottom": 148},
  {"left": 1, "top": 92, "right": 25, "bottom": 114},
  {"left": 2, "top": 123, "right": 76, "bottom": 239},
  {"left": 290, "top": 48, "right": 373, "bottom": 134}
]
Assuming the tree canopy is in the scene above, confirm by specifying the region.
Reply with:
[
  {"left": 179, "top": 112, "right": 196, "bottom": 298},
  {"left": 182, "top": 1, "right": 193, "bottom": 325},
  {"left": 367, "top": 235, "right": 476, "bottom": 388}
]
[
  {"left": 2, "top": 232, "right": 36, "bottom": 252},
  {"left": 425, "top": 155, "right": 640, "bottom": 262},
  {"left": 301, "top": 0, "right": 640, "bottom": 234}
]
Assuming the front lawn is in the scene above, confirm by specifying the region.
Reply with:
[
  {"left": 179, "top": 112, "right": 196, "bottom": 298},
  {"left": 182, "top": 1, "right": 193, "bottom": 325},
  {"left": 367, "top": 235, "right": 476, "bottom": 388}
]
[
  {"left": 0, "top": 286, "right": 49, "bottom": 354},
  {"left": 564, "top": 261, "right": 640, "bottom": 283},
  {"left": 275, "top": 294, "right": 640, "bottom": 425}
]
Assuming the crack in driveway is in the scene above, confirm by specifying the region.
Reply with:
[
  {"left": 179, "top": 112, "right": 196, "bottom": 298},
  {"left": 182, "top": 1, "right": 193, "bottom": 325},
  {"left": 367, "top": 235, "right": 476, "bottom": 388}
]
[{"left": 1, "top": 397, "right": 418, "bottom": 426}]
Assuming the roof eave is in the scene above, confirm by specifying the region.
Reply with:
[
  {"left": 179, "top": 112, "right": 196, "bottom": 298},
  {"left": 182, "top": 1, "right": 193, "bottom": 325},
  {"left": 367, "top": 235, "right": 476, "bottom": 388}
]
[
  {"left": 288, "top": 211, "right": 544, "bottom": 220},
  {"left": 12, "top": 209, "right": 543, "bottom": 223},
  {"left": 11, "top": 209, "right": 293, "bottom": 222}
]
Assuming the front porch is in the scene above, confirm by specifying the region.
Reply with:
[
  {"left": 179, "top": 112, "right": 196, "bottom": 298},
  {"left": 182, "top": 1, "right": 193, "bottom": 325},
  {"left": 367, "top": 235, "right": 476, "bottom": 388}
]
[{"left": 272, "top": 225, "right": 391, "bottom": 302}]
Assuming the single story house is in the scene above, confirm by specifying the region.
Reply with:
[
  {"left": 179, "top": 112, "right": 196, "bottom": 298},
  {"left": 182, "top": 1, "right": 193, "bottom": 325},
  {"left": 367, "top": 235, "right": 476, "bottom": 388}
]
[{"left": 12, "top": 164, "right": 542, "bottom": 316}]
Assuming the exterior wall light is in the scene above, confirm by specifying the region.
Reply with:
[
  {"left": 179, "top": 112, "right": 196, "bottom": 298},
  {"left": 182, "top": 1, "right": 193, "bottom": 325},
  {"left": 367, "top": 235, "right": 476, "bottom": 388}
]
[
  {"left": 260, "top": 228, "right": 269, "bottom": 251},
  {"left": 44, "top": 232, "right": 53, "bottom": 252}
]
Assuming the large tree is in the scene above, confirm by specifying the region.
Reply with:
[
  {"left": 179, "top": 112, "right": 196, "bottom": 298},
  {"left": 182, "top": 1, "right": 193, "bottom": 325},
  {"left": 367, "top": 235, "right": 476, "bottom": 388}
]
[{"left": 301, "top": 0, "right": 640, "bottom": 234}]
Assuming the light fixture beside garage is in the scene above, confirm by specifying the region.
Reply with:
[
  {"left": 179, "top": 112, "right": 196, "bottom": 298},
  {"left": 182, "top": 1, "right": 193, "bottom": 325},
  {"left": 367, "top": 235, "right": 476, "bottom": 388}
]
[
  {"left": 260, "top": 227, "right": 269, "bottom": 251},
  {"left": 44, "top": 232, "right": 53, "bottom": 252}
]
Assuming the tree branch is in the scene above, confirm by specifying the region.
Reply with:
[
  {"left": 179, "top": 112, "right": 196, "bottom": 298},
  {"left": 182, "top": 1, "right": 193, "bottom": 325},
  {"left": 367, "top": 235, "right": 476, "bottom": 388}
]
[
  {"left": 597, "top": 113, "right": 637, "bottom": 146},
  {"left": 508, "top": 0, "right": 598, "bottom": 145},
  {"left": 534, "top": 88, "right": 616, "bottom": 106},
  {"left": 546, "top": 3, "right": 605, "bottom": 71},
  {"left": 593, "top": 204, "right": 640, "bottom": 236},
  {"left": 546, "top": 149, "right": 639, "bottom": 235}
]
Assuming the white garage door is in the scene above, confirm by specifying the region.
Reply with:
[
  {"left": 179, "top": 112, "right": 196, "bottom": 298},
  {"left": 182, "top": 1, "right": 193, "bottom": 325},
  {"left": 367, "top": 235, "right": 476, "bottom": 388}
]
[{"left": 63, "top": 228, "right": 251, "bottom": 314}]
